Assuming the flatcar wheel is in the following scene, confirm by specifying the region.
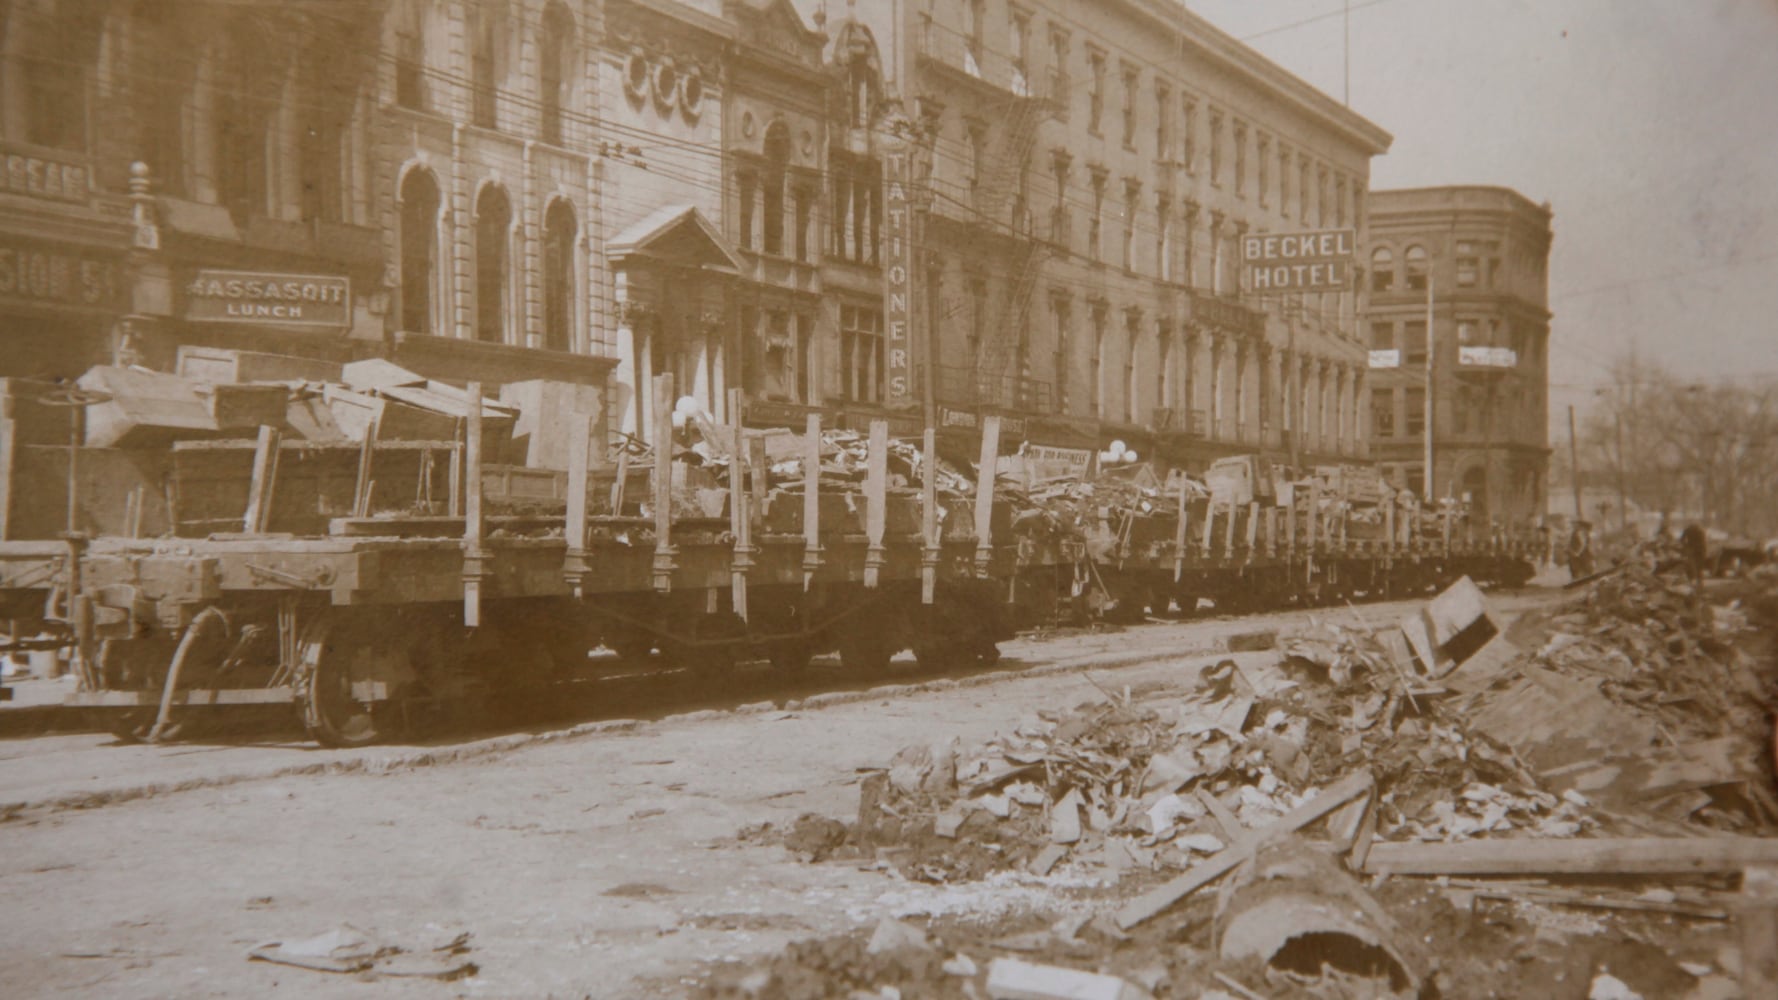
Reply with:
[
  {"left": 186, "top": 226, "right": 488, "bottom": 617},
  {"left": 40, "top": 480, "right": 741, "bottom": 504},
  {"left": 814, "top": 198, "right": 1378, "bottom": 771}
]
[
  {"left": 837, "top": 620, "right": 896, "bottom": 674},
  {"left": 767, "top": 640, "right": 814, "bottom": 673},
  {"left": 296, "top": 622, "right": 389, "bottom": 748},
  {"left": 97, "top": 708, "right": 155, "bottom": 743}
]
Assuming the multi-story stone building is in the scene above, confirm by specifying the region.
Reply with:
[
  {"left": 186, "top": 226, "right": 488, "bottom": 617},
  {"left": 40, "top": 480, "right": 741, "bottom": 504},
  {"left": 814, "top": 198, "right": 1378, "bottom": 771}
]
[
  {"left": 0, "top": 0, "right": 621, "bottom": 393},
  {"left": 1, "top": 0, "right": 1401, "bottom": 477},
  {"left": 788, "top": 0, "right": 1392, "bottom": 470},
  {"left": 1365, "top": 186, "right": 1553, "bottom": 526},
  {"left": 0, "top": 1, "right": 392, "bottom": 379}
]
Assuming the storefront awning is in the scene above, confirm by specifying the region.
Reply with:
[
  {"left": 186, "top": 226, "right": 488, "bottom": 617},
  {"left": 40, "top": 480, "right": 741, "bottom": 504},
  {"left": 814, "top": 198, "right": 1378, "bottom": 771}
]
[{"left": 606, "top": 205, "right": 742, "bottom": 273}]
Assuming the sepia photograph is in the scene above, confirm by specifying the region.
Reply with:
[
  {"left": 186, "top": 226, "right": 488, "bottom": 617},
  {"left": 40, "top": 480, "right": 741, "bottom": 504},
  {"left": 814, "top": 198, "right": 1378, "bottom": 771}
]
[{"left": 0, "top": 0, "right": 1775, "bottom": 996}]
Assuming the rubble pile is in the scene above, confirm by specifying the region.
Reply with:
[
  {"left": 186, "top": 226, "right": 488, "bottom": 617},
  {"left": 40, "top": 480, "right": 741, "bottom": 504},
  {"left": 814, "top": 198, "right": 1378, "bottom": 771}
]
[{"left": 710, "top": 570, "right": 1778, "bottom": 999}]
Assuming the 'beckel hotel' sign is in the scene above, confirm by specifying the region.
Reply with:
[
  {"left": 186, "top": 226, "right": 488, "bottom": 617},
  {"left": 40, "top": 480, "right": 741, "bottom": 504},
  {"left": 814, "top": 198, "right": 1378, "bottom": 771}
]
[
  {"left": 183, "top": 270, "right": 350, "bottom": 327},
  {"left": 1242, "top": 228, "right": 1355, "bottom": 293}
]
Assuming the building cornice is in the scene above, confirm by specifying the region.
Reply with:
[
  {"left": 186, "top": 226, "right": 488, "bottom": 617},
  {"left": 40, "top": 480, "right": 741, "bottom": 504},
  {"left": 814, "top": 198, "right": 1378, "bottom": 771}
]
[{"left": 1123, "top": 0, "right": 1393, "bottom": 156}]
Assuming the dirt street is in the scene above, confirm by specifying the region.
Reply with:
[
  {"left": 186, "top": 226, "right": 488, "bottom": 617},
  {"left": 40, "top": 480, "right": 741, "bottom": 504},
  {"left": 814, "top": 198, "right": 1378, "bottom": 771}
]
[{"left": 0, "top": 595, "right": 1548, "bottom": 998}]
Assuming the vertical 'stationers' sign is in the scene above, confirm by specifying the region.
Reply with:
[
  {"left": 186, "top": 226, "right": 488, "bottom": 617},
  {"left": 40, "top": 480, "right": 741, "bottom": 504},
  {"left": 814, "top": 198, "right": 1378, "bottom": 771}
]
[
  {"left": 883, "top": 151, "right": 912, "bottom": 404},
  {"left": 1242, "top": 228, "right": 1355, "bottom": 293}
]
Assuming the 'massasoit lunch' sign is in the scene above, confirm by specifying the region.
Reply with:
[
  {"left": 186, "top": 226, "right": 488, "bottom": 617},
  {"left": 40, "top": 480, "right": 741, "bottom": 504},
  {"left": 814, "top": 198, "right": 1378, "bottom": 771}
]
[{"left": 184, "top": 270, "right": 350, "bottom": 327}]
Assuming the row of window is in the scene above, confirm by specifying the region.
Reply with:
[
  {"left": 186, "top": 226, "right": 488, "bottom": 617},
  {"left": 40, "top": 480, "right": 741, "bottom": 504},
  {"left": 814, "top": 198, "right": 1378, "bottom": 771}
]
[
  {"left": 1371, "top": 386, "right": 1542, "bottom": 441},
  {"left": 394, "top": 0, "right": 579, "bottom": 145},
  {"left": 1369, "top": 240, "right": 1544, "bottom": 293},
  {"left": 1369, "top": 318, "right": 1544, "bottom": 365},
  {"left": 398, "top": 169, "right": 578, "bottom": 351},
  {"left": 942, "top": 0, "right": 1359, "bottom": 227}
]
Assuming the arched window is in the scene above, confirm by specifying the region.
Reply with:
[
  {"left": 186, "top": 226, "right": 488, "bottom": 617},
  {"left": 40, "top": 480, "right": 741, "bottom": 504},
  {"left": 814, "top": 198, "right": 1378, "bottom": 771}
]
[
  {"left": 215, "top": 18, "right": 279, "bottom": 219},
  {"left": 474, "top": 185, "right": 511, "bottom": 343},
  {"left": 542, "top": 200, "right": 577, "bottom": 352},
  {"left": 1369, "top": 246, "right": 1394, "bottom": 292},
  {"left": 1405, "top": 244, "right": 1429, "bottom": 291},
  {"left": 129, "top": 1, "right": 188, "bottom": 194},
  {"left": 399, "top": 169, "right": 441, "bottom": 334},
  {"left": 762, "top": 122, "right": 789, "bottom": 256},
  {"left": 539, "top": 2, "right": 573, "bottom": 144}
]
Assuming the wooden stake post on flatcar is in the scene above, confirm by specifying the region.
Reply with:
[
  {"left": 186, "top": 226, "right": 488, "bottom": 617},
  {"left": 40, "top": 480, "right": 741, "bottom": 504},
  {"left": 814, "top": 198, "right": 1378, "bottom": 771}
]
[
  {"left": 802, "top": 412, "right": 822, "bottom": 588},
  {"left": 651, "top": 374, "right": 676, "bottom": 592},
  {"left": 563, "top": 415, "right": 592, "bottom": 597},
  {"left": 728, "top": 389, "right": 754, "bottom": 621},
  {"left": 974, "top": 416, "right": 1000, "bottom": 579},
  {"left": 864, "top": 419, "right": 888, "bottom": 589},
  {"left": 462, "top": 382, "right": 485, "bottom": 627}
]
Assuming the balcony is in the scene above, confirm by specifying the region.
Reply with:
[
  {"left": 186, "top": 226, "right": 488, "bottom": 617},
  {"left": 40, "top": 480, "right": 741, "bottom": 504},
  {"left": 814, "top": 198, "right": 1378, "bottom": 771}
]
[{"left": 929, "top": 364, "right": 1053, "bottom": 413}]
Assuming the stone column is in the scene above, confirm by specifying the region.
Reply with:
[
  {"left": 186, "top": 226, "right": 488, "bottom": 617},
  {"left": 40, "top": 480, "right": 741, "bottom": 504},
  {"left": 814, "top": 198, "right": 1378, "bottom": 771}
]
[{"left": 1233, "top": 339, "right": 1249, "bottom": 442}]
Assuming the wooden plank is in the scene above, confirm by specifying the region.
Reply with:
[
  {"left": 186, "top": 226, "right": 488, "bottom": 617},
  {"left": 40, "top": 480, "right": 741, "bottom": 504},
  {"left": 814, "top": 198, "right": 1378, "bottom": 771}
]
[
  {"left": 352, "top": 414, "right": 380, "bottom": 518},
  {"left": 1201, "top": 502, "right": 1216, "bottom": 554},
  {"left": 975, "top": 415, "right": 1000, "bottom": 578},
  {"left": 1195, "top": 789, "right": 1252, "bottom": 850},
  {"left": 1244, "top": 501, "right": 1259, "bottom": 556},
  {"left": 1743, "top": 865, "right": 1778, "bottom": 999},
  {"left": 610, "top": 447, "right": 630, "bottom": 516},
  {"left": 1117, "top": 770, "right": 1373, "bottom": 929},
  {"left": 242, "top": 425, "right": 282, "bottom": 534},
  {"left": 1363, "top": 838, "right": 1778, "bottom": 877}
]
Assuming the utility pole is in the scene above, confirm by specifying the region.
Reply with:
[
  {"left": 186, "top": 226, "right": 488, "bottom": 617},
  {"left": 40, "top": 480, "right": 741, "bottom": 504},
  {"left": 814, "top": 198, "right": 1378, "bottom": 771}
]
[
  {"left": 1422, "top": 272, "right": 1434, "bottom": 502},
  {"left": 1343, "top": 0, "right": 1351, "bottom": 107},
  {"left": 1613, "top": 404, "right": 1629, "bottom": 531},
  {"left": 1567, "top": 403, "right": 1583, "bottom": 521}
]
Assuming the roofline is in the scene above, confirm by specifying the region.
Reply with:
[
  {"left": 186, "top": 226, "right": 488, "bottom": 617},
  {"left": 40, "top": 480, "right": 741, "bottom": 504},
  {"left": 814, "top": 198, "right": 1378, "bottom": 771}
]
[
  {"left": 1370, "top": 185, "right": 1553, "bottom": 220},
  {"left": 1125, "top": 0, "right": 1393, "bottom": 156}
]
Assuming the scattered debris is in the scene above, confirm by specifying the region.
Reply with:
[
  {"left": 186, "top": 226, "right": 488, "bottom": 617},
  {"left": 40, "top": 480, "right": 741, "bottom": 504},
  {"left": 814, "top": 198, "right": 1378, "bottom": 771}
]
[
  {"left": 247, "top": 925, "right": 475, "bottom": 981},
  {"left": 702, "top": 565, "right": 1778, "bottom": 998},
  {"left": 984, "top": 957, "right": 1153, "bottom": 1000}
]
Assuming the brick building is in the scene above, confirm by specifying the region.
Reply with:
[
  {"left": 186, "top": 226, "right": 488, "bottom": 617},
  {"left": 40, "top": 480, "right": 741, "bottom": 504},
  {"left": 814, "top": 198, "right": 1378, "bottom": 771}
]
[{"left": 1365, "top": 185, "right": 1553, "bottom": 527}]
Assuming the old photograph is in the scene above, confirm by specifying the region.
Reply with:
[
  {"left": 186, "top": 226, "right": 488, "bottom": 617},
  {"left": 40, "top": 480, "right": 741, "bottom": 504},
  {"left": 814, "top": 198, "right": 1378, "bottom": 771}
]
[{"left": 1, "top": 0, "right": 1776, "bottom": 996}]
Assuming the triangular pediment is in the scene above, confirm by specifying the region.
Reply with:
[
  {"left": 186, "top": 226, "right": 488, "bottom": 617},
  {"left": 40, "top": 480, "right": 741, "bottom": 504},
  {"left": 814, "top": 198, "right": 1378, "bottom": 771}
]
[{"left": 607, "top": 205, "right": 743, "bottom": 272}]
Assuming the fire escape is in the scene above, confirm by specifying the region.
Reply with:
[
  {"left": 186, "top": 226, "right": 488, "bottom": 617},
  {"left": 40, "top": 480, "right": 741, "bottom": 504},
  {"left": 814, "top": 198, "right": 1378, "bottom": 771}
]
[{"left": 917, "top": 26, "right": 1058, "bottom": 414}]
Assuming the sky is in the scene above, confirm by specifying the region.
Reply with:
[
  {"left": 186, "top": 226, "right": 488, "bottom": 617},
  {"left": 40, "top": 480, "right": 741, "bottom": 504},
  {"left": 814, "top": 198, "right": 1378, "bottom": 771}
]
[{"left": 1187, "top": 0, "right": 1778, "bottom": 431}]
